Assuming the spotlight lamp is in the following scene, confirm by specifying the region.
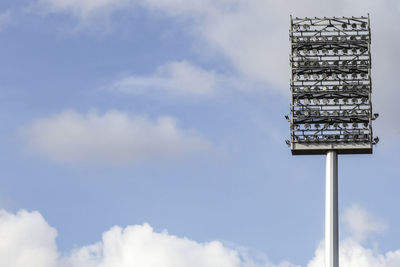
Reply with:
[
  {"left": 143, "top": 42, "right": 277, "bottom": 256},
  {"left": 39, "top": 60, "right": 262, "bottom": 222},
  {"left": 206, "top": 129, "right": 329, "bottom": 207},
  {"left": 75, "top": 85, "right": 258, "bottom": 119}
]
[
  {"left": 285, "top": 139, "right": 291, "bottom": 147},
  {"left": 373, "top": 137, "right": 380, "bottom": 144},
  {"left": 288, "top": 15, "right": 378, "bottom": 155}
]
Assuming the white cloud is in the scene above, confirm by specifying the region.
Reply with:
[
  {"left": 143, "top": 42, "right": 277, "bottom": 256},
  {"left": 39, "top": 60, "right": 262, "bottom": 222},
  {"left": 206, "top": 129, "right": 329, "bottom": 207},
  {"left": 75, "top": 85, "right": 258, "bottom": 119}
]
[
  {"left": 308, "top": 240, "right": 400, "bottom": 267},
  {"left": 342, "top": 204, "right": 387, "bottom": 243},
  {"left": 308, "top": 205, "right": 395, "bottom": 267},
  {"left": 110, "top": 61, "right": 219, "bottom": 95},
  {"left": 0, "top": 210, "right": 58, "bottom": 267},
  {"left": 31, "top": 0, "right": 400, "bottom": 134},
  {"left": 73, "top": 224, "right": 241, "bottom": 267},
  {"left": 21, "top": 109, "right": 211, "bottom": 164},
  {"left": 1, "top": 207, "right": 400, "bottom": 267},
  {"left": 0, "top": 209, "right": 295, "bottom": 267}
]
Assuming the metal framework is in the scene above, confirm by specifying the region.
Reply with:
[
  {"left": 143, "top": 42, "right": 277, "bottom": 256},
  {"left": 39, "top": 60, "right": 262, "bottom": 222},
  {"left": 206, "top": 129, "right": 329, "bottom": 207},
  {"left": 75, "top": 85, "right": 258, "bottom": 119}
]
[{"left": 288, "top": 15, "right": 378, "bottom": 155}]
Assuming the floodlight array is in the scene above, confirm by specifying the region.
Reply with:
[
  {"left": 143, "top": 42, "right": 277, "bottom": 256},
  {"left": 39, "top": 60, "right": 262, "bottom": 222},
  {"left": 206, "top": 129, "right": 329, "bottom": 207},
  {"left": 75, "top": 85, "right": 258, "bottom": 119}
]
[{"left": 289, "top": 16, "right": 376, "bottom": 154}]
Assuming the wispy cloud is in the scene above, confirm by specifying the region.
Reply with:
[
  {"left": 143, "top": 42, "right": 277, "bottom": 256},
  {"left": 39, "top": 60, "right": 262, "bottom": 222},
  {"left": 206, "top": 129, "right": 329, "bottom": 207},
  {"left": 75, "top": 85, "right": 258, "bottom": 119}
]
[
  {"left": 20, "top": 109, "right": 211, "bottom": 164},
  {"left": 32, "top": 0, "right": 134, "bottom": 19},
  {"left": 342, "top": 204, "right": 387, "bottom": 243},
  {"left": 28, "top": 0, "right": 400, "bottom": 135},
  {"left": 109, "top": 61, "right": 220, "bottom": 96}
]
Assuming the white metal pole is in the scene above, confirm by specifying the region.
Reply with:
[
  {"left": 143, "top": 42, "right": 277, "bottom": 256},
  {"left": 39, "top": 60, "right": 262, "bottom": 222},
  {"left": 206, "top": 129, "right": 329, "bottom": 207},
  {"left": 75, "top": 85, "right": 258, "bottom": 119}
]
[{"left": 325, "top": 150, "right": 338, "bottom": 267}]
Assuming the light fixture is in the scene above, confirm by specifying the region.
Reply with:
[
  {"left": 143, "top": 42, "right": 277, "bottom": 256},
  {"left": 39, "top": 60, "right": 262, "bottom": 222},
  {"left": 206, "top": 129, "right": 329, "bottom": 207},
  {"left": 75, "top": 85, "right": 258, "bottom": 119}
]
[
  {"left": 373, "top": 137, "right": 379, "bottom": 144},
  {"left": 289, "top": 15, "right": 375, "bottom": 154}
]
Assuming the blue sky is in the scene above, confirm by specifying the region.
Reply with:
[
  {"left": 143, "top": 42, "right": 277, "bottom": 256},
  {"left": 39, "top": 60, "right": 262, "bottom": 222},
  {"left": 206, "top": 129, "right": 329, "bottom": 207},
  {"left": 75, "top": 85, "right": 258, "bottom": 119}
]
[{"left": 1, "top": 1, "right": 400, "bottom": 267}]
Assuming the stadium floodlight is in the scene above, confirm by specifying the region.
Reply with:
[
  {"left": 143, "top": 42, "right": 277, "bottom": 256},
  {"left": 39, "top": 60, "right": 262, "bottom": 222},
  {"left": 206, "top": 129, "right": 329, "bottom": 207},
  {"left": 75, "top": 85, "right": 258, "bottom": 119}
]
[
  {"left": 287, "top": 15, "right": 379, "bottom": 267},
  {"left": 288, "top": 15, "right": 377, "bottom": 155}
]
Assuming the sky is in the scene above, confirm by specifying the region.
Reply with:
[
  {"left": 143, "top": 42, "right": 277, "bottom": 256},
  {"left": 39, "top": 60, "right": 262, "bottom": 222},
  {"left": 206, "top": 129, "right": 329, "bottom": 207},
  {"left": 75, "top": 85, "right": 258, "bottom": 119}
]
[{"left": 1, "top": 0, "right": 400, "bottom": 266}]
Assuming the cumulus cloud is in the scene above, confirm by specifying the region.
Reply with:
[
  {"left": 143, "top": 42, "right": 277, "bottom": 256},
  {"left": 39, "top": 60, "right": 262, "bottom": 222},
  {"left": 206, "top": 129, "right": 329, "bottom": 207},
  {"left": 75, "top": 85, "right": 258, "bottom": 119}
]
[
  {"left": 1, "top": 207, "right": 400, "bottom": 267},
  {"left": 110, "top": 61, "right": 219, "bottom": 96},
  {"left": 308, "top": 239, "right": 400, "bottom": 267},
  {"left": 72, "top": 224, "right": 242, "bottom": 267},
  {"left": 21, "top": 109, "right": 211, "bottom": 164},
  {"left": 0, "top": 210, "right": 58, "bottom": 267},
  {"left": 308, "top": 205, "right": 394, "bottom": 267},
  {"left": 0, "top": 209, "right": 296, "bottom": 267}
]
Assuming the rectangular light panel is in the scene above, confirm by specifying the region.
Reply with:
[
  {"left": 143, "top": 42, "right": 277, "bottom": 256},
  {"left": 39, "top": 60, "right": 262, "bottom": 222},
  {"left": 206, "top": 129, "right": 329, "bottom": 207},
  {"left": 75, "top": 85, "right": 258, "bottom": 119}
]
[{"left": 289, "top": 16, "right": 374, "bottom": 155}]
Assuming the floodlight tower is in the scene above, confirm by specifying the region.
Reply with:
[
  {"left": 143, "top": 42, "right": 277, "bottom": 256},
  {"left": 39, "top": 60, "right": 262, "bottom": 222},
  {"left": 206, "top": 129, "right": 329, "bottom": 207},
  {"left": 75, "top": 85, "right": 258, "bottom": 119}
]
[{"left": 286, "top": 15, "right": 378, "bottom": 267}]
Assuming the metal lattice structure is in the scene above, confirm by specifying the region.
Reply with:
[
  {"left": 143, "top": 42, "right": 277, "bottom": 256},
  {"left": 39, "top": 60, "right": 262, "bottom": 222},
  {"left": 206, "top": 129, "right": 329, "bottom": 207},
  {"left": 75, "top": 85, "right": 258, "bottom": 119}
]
[{"left": 288, "top": 15, "right": 378, "bottom": 155}]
